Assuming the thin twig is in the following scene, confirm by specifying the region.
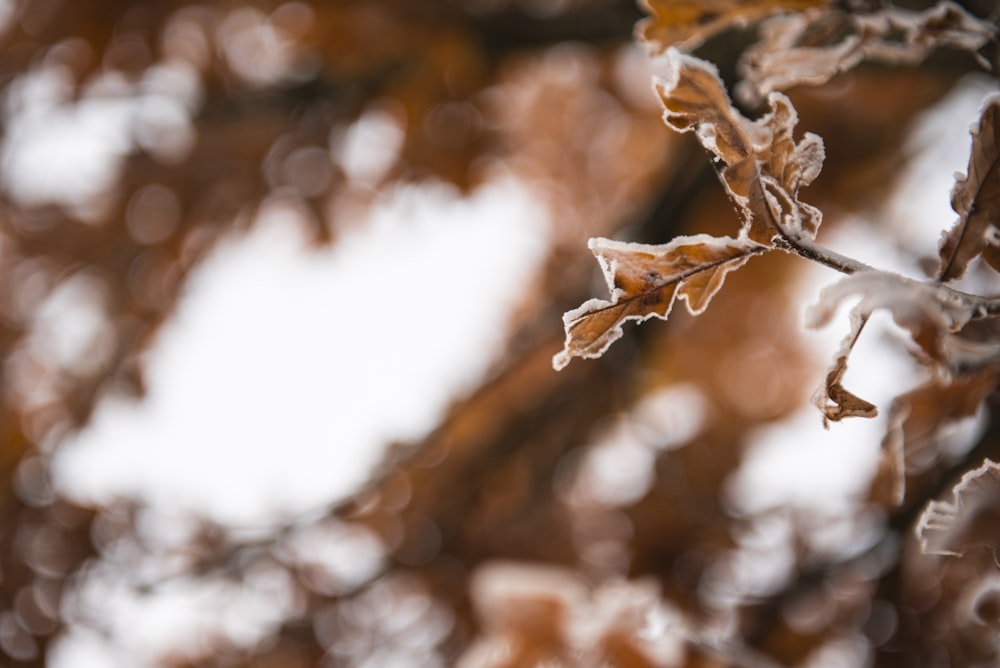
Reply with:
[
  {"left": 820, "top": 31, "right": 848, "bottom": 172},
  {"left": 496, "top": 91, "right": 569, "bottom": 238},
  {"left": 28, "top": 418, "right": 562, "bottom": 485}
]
[{"left": 769, "top": 209, "right": 1000, "bottom": 321}]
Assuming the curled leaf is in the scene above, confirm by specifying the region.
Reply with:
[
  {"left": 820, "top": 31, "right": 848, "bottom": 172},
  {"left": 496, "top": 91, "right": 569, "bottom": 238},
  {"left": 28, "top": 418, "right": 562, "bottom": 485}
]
[
  {"left": 939, "top": 95, "right": 1000, "bottom": 281},
  {"left": 806, "top": 270, "right": 989, "bottom": 430},
  {"left": 654, "top": 49, "right": 826, "bottom": 245},
  {"left": 737, "top": 1, "right": 995, "bottom": 106},
  {"left": 806, "top": 270, "right": 976, "bottom": 371},
  {"left": 553, "top": 235, "right": 765, "bottom": 370},
  {"left": 636, "top": 0, "right": 829, "bottom": 54},
  {"left": 811, "top": 307, "right": 878, "bottom": 426},
  {"left": 736, "top": 10, "right": 864, "bottom": 106},
  {"left": 861, "top": 1, "right": 994, "bottom": 62},
  {"left": 917, "top": 459, "right": 1000, "bottom": 558}
]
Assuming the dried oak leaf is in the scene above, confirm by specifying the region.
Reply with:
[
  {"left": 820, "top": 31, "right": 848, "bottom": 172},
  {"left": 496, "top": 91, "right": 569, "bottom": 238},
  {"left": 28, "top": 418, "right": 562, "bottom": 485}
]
[
  {"left": 861, "top": 1, "right": 995, "bottom": 65},
  {"left": 737, "top": 1, "right": 995, "bottom": 106},
  {"left": 553, "top": 235, "right": 764, "bottom": 370},
  {"left": 736, "top": 10, "right": 864, "bottom": 106},
  {"left": 917, "top": 458, "right": 1000, "bottom": 559},
  {"left": 880, "top": 368, "right": 999, "bottom": 505},
  {"left": 939, "top": 95, "right": 1000, "bottom": 282},
  {"left": 636, "top": 0, "right": 829, "bottom": 54},
  {"left": 806, "top": 271, "right": 979, "bottom": 424},
  {"left": 655, "top": 49, "right": 825, "bottom": 245},
  {"left": 555, "top": 51, "right": 825, "bottom": 370}
]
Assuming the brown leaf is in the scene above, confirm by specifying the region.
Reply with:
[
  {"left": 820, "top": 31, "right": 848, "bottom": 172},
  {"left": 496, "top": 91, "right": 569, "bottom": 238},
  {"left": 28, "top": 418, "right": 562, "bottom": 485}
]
[
  {"left": 654, "top": 49, "right": 826, "bottom": 245},
  {"left": 557, "top": 50, "right": 826, "bottom": 370},
  {"left": 636, "top": 0, "right": 829, "bottom": 54},
  {"left": 806, "top": 270, "right": 993, "bottom": 434},
  {"left": 883, "top": 369, "right": 998, "bottom": 505},
  {"left": 737, "top": 1, "right": 995, "bottom": 106},
  {"left": 759, "top": 94, "right": 825, "bottom": 238},
  {"left": 553, "top": 235, "right": 765, "bottom": 370},
  {"left": 917, "top": 458, "right": 1000, "bottom": 558},
  {"left": 655, "top": 53, "right": 755, "bottom": 177},
  {"left": 736, "top": 10, "right": 864, "bottom": 107},
  {"left": 811, "top": 308, "right": 877, "bottom": 426},
  {"left": 866, "top": 1, "right": 995, "bottom": 64},
  {"left": 939, "top": 96, "right": 1000, "bottom": 281}
]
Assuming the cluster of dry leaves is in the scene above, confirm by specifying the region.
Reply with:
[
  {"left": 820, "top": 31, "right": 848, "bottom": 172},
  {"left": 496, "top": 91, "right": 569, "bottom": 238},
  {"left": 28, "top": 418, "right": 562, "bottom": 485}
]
[{"left": 551, "top": 0, "right": 1000, "bottom": 665}]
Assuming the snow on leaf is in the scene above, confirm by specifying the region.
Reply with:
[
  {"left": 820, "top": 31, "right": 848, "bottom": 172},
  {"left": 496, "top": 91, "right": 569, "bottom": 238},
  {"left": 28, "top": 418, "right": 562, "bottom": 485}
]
[
  {"left": 654, "top": 49, "right": 826, "bottom": 245},
  {"left": 917, "top": 459, "right": 1000, "bottom": 558},
  {"left": 636, "top": 0, "right": 829, "bottom": 54},
  {"left": 553, "top": 235, "right": 765, "bottom": 370},
  {"left": 939, "top": 95, "right": 1000, "bottom": 282},
  {"left": 737, "top": 2, "right": 995, "bottom": 106}
]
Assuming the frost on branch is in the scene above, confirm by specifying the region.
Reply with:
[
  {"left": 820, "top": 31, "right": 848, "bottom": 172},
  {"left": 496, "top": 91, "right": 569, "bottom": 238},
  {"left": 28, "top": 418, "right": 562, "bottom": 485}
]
[
  {"left": 737, "top": 2, "right": 995, "bottom": 106},
  {"left": 939, "top": 95, "right": 1000, "bottom": 281},
  {"left": 654, "top": 49, "right": 825, "bottom": 246},
  {"left": 636, "top": 0, "right": 827, "bottom": 54},
  {"left": 917, "top": 459, "right": 1000, "bottom": 559},
  {"left": 553, "top": 235, "right": 763, "bottom": 370}
]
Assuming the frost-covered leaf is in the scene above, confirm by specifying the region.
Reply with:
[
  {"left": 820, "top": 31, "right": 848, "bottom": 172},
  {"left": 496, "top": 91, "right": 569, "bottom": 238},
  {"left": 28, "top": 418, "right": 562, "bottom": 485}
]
[
  {"left": 881, "top": 370, "right": 998, "bottom": 505},
  {"left": 654, "top": 49, "right": 826, "bottom": 245},
  {"left": 553, "top": 235, "right": 765, "bottom": 370},
  {"left": 811, "top": 308, "right": 878, "bottom": 425},
  {"left": 917, "top": 459, "right": 1000, "bottom": 558},
  {"left": 861, "top": 1, "right": 994, "bottom": 65},
  {"left": 939, "top": 96, "right": 1000, "bottom": 281},
  {"left": 807, "top": 270, "right": 977, "bottom": 370},
  {"left": 806, "top": 271, "right": 986, "bottom": 425},
  {"left": 557, "top": 50, "right": 827, "bottom": 370},
  {"left": 636, "top": 0, "right": 828, "bottom": 54},
  {"left": 736, "top": 10, "right": 864, "bottom": 106},
  {"left": 759, "top": 94, "right": 826, "bottom": 239},
  {"left": 737, "top": 2, "right": 995, "bottom": 106}
]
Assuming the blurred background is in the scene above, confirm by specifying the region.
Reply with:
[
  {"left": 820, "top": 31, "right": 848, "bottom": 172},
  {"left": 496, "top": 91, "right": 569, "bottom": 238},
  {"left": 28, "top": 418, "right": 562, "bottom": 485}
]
[{"left": 0, "top": 0, "right": 999, "bottom": 666}]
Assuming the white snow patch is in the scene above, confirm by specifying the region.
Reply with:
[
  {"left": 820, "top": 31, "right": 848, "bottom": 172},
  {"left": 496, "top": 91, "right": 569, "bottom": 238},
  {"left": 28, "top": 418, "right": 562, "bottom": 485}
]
[{"left": 52, "top": 178, "right": 549, "bottom": 526}]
